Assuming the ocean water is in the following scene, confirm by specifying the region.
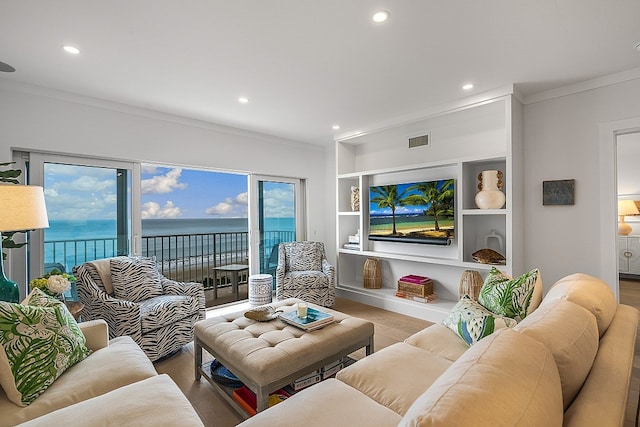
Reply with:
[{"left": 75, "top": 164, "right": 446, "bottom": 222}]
[{"left": 44, "top": 217, "right": 295, "bottom": 272}]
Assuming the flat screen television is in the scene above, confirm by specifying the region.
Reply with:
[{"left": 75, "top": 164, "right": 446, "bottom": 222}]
[{"left": 368, "top": 179, "right": 454, "bottom": 245}]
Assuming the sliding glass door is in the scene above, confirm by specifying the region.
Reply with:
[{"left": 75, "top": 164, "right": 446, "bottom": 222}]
[
  {"left": 249, "top": 175, "right": 305, "bottom": 280},
  {"left": 26, "top": 153, "right": 140, "bottom": 285}
]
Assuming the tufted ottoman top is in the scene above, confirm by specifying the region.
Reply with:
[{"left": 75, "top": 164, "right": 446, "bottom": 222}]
[{"left": 194, "top": 298, "right": 374, "bottom": 386}]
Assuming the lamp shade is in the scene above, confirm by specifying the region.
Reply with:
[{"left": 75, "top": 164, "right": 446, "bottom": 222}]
[
  {"left": 0, "top": 184, "right": 49, "bottom": 232},
  {"left": 618, "top": 199, "right": 640, "bottom": 217}
]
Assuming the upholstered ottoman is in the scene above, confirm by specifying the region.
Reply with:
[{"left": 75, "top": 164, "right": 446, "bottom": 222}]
[{"left": 194, "top": 298, "right": 374, "bottom": 416}]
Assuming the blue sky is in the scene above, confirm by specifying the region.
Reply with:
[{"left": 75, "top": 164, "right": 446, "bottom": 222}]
[
  {"left": 141, "top": 164, "right": 248, "bottom": 219},
  {"left": 43, "top": 163, "right": 293, "bottom": 220}
]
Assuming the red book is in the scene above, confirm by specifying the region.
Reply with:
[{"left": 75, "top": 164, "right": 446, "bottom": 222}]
[
  {"left": 232, "top": 386, "right": 290, "bottom": 416},
  {"left": 399, "top": 275, "right": 431, "bottom": 284}
]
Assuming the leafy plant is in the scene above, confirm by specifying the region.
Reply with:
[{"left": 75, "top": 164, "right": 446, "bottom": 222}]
[
  {"left": 0, "top": 162, "right": 27, "bottom": 260},
  {"left": 0, "top": 162, "right": 21, "bottom": 184}
]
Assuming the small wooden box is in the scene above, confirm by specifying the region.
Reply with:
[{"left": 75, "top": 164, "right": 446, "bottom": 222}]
[{"left": 397, "top": 279, "right": 434, "bottom": 297}]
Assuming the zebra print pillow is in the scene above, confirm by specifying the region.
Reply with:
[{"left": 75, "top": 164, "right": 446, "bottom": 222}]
[{"left": 110, "top": 257, "right": 164, "bottom": 303}]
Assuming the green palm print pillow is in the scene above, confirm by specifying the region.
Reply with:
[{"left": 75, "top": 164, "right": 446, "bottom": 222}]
[
  {"left": 443, "top": 295, "right": 517, "bottom": 345},
  {"left": 0, "top": 288, "right": 90, "bottom": 406},
  {"left": 478, "top": 267, "right": 540, "bottom": 322}
]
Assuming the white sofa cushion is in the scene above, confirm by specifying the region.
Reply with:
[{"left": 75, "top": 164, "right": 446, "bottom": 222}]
[
  {"left": 514, "top": 299, "right": 599, "bottom": 410},
  {"left": 541, "top": 273, "right": 616, "bottom": 337},
  {"left": 404, "top": 324, "right": 469, "bottom": 362},
  {"left": 399, "top": 328, "right": 563, "bottom": 427},
  {"left": 237, "top": 378, "right": 401, "bottom": 427},
  {"left": 336, "top": 342, "right": 453, "bottom": 415},
  {"left": 16, "top": 374, "right": 203, "bottom": 427}
]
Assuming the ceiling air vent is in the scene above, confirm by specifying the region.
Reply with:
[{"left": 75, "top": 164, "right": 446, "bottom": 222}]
[{"left": 408, "top": 133, "right": 430, "bottom": 148}]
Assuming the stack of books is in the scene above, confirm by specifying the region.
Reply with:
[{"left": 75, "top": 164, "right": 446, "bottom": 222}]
[
  {"left": 321, "top": 358, "right": 344, "bottom": 380},
  {"left": 291, "top": 370, "right": 322, "bottom": 391},
  {"left": 396, "top": 274, "right": 437, "bottom": 303},
  {"left": 342, "top": 243, "right": 360, "bottom": 250},
  {"left": 279, "top": 306, "right": 335, "bottom": 331}
]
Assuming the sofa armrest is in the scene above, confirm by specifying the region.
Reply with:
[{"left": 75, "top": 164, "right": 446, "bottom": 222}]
[
  {"left": 161, "top": 278, "right": 205, "bottom": 320},
  {"left": 161, "top": 277, "right": 202, "bottom": 298},
  {"left": 563, "top": 304, "right": 639, "bottom": 426},
  {"left": 322, "top": 258, "right": 335, "bottom": 282},
  {"left": 79, "top": 319, "right": 109, "bottom": 351}
]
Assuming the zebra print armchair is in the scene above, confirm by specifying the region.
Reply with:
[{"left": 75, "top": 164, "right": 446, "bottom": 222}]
[
  {"left": 73, "top": 256, "right": 205, "bottom": 361},
  {"left": 275, "top": 241, "right": 335, "bottom": 307}
]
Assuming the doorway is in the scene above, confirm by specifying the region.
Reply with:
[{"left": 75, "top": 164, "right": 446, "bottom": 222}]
[{"left": 599, "top": 117, "right": 640, "bottom": 301}]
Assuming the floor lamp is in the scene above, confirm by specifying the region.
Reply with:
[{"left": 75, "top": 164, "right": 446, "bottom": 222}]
[
  {"left": 618, "top": 199, "right": 639, "bottom": 236},
  {"left": 0, "top": 185, "right": 49, "bottom": 303}
]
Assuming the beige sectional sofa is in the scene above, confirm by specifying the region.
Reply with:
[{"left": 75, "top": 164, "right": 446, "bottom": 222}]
[
  {"left": 0, "top": 319, "right": 203, "bottom": 427},
  {"left": 239, "top": 273, "right": 639, "bottom": 426}
]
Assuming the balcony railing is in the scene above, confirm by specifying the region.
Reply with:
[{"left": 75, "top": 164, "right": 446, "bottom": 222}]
[{"left": 44, "top": 230, "right": 295, "bottom": 305}]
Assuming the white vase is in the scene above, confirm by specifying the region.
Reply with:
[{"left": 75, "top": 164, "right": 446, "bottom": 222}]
[{"left": 475, "top": 170, "right": 506, "bottom": 209}]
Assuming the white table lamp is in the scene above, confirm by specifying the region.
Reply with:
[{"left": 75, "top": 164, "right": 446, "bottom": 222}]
[
  {"left": 618, "top": 199, "right": 639, "bottom": 236},
  {"left": 0, "top": 184, "right": 49, "bottom": 302}
]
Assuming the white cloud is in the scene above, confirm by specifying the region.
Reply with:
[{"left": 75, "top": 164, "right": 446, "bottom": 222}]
[
  {"left": 235, "top": 192, "right": 248, "bottom": 205},
  {"left": 68, "top": 176, "right": 114, "bottom": 192},
  {"left": 141, "top": 201, "right": 182, "bottom": 219},
  {"left": 205, "top": 202, "right": 233, "bottom": 215},
  {"left": 141, "top": 168, "right": 187, "bottom": 194},
  {"left": 263, "top": 188, "right": 294, "bottom": 217},
  {"left": 204, "top": 191, "right": 248, "bottom": 216}
]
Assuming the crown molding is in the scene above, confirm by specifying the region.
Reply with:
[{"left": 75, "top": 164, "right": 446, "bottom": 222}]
[
  {"left": 335, "top": 85, "right": 515, "bottom": 143},
  {"left": 0, "top": 79, "right": 324, "bottom": 152},
  {"left": 523, "top": 66, "right": 640, "bottom": 105}
]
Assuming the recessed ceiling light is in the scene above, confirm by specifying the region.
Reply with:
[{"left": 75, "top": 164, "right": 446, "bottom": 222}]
[
  {"left": 238, "top": 97, "right": 249, "bottom": 104},
  {"left": 332, "top": 125, "right": 340, "bottom": 130},
  {"left": 372, "top": 10, "right": 389, "bottom": 23},
  {"left": 62, "top": 45, "right": 80, "bottom": 55},
  {"left": 635, "top": 41, "right": 640, "bottom": 52},
  {"left": 462, "top": 83, "right": 474, "bottom": 91}
]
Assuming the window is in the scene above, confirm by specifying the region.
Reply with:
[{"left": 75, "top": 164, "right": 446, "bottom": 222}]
[{"left": 140, "top": 164, "right": 249, "bottom": 306}]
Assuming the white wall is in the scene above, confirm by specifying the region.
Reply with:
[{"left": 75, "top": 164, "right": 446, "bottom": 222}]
[
  {"left": 523, "top": 77, "right": 640, "bottom": 290},
  {"left": 0, "top": 82, "right": 332, "bottom": 272}
]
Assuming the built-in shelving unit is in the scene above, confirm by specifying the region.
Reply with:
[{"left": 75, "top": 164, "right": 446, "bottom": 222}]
[{"left": 335, "top": 93, "right": 523, "bottom": 323}]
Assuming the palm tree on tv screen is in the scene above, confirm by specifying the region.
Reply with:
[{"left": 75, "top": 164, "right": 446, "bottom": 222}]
[
  {"left": 405, "top": 179, "right": 454, "bottom": 232},
  {"left": 370, "top": 185, "right": 409, "bottom": 235}
]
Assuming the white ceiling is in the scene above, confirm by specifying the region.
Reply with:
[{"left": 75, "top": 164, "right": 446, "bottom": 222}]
[{"left": 1, "top": 1, "right": 639, "bottom": 145}]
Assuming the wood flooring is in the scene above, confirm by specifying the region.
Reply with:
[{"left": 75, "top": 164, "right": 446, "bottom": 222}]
[
  {"left": 619, "top": 278, "right": 640, "bottom": 427},
  {"left": 155, "top": 284, "right": 640, "bottom": 427}
]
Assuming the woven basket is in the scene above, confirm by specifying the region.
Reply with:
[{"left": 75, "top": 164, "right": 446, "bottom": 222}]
[
  {"left": 459, "top": 270, "right": 483, "bottom": 300},
  {"left": 363, "top": 258, "right": 382, "bottom": 289},
  {"left": 397, "top": 280, "right": 433, "bottom": 297}
]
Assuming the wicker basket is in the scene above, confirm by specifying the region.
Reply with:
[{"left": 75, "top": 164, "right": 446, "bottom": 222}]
[
  {"left": 459, "top": 269, "right": 483, "bottom": 300},
  {"left": 397, "top": 280, "right": 433, "bottom": 297},
  {"left": 363, "top": 258, "right": 382, "bottom": 289}
]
